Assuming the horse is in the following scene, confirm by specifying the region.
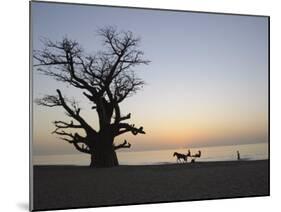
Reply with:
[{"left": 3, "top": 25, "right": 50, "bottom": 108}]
[{"left": 173, "top": 152, "right": 189, "bottom": 163}]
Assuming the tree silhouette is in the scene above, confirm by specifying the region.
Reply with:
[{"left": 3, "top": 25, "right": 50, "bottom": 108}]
[{"left": 34, "top": 27, "right": 150, "bottom": 167}]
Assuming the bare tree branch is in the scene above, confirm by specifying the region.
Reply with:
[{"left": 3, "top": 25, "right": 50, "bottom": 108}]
[
  {"left": 56, "top": 89, "right": 96, "bottom": 133},
  {"left": 116, "top": 123, "right": 145, "bottom": 136},
  {"left": 114, "top": 139, "right": 131, "bottom": 150},
  {"left": 55, "top": 131, "right": 91, "bottom": 154},
  {"left": 120, "top": 113, "right": 131, "bottom": 121},
  {"left": 35, "top": 95, "right": 61, "bottom": 107},
  {"left": 53, "top": 120, "right": 82, "bottom": 133}
]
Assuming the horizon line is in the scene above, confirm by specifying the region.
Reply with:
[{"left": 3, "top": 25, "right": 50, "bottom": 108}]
[{"left": 33, "top": 141, "right": 268, "bottom": 157}]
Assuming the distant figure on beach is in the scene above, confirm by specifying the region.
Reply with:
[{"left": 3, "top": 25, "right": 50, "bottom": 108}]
[
  {"left": 173, "top": 152, "right": 189, "bottom": 163},
  {"left": 237, "top": 151, "right": 240, "bottom": 161},
  {"left": 191, "top": 150, "right": 202, "bottom": 163},
  {"left": 186, "top": 149, "right": 191, "bottom": 157}
]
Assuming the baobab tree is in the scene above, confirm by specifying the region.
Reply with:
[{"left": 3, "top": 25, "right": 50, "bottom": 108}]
[{"left": 34, "top": 27, "right": 150, "bottom": 167}]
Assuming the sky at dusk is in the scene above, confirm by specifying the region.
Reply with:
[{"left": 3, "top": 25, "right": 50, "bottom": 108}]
[{"left": 31, "top": 2, "right": 268, "bottom": 156}]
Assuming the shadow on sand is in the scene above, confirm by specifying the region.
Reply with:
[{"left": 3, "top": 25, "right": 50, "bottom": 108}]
[{"left": 16, "top": 202, "right": 29, "bottom": 211}]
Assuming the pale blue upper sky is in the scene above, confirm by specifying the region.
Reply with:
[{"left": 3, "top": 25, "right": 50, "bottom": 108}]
[{"left": 31, "top": 2, "right": 268, "bottom": 155}]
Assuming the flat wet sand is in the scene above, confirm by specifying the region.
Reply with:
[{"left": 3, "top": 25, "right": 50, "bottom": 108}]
[{"left": 33, "top": 160, "right": 269, "bottom": 211}]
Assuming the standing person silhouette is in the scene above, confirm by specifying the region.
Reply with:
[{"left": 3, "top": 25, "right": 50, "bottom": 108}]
[{"left": 237, "top": 151, "right": 240, "bottom": 161}]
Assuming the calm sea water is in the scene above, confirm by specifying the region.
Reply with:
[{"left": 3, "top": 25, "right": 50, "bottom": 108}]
[{"left": 33, "top": 142, "right": 268, "bottom": 166}]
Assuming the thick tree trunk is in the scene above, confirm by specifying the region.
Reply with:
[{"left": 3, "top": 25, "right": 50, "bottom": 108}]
[
  {"left": 90, "top": 148, "right": 118, "bottom": 167},
  {"left": 89, "top": 135, "right": 119, "bottom": 167},
  {"left": 90, "top": 154, "right": 95, "bottom": 167}
]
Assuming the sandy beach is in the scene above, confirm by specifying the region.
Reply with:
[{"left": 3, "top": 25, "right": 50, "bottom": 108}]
[{"left": 33, "top": 160, "right": 269, "bottom": 211}]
